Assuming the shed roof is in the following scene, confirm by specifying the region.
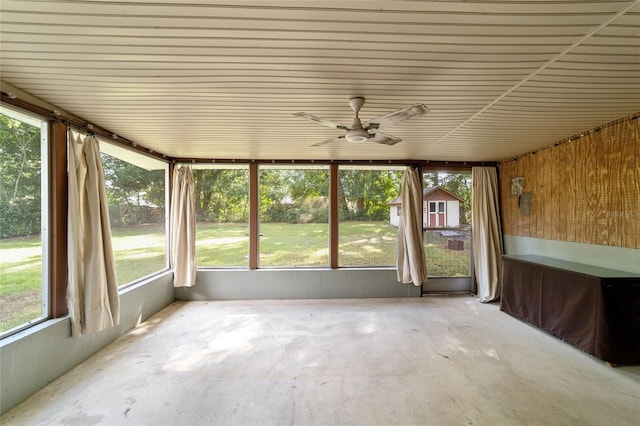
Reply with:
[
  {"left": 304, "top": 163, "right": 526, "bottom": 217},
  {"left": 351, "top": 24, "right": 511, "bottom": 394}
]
[{"left": 389, "top": 186, "right": 464, "bottom": 205}]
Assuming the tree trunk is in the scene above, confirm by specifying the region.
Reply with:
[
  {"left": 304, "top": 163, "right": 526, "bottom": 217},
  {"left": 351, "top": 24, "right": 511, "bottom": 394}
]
[
  {"left": 202, "top": 191, "right": 213, "bottom": 221},
  {"left": 356, "top": 197, "right": 365, "bottom": 218}
]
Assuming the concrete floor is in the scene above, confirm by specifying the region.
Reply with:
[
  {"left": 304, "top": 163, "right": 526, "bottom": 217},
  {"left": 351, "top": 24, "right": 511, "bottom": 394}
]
[{"left": 2, "top": 296, "right": 639, "bottom": 425}]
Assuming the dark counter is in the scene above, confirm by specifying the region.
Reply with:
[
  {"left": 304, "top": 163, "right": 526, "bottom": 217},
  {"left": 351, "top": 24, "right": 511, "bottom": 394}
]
[{"left": 500, "top": 255, "right": 640, "bottom": 364}]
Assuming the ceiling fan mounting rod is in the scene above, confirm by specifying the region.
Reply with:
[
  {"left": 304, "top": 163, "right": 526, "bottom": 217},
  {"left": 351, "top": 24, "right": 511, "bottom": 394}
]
[{"left": 347, "top": 97, "right": 368, "bottom": 142}]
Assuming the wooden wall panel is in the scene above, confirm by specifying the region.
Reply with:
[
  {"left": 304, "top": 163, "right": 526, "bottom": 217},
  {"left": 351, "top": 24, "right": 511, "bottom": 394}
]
[
  {"left": 532, "top": 152, "right": 544, "bottom": 239},
  {"left": 499, "top": 161, "right": 508, "bottom": 234},
  {"left": 577, "top": 132, "right": 599, "bottom": 245},
  {"left": 515, "top": 157, "right": 528, "bottom": 237},
  {"left": 616, "top": 119, "right": 638, "bottom": 248},
  {"left": 559, "top": 141, "right": 576, "bottom": 242},
  {"left": 596, "top": 129, "right": 612, "bottom": 246},
  {"left": 504, "top": 162, "right": 516, "bottom": 236},
  {"left": 505, "top": 160, "right": 517, "bottom": 236},
  {"left": 635, "top": 119, "right": 640, "bottom": 249},
  {"left": 550, "top": 146, "right": 562, "bottom": 241},
  {"left": 555, "top": 145, "right": 567, "bottom": 241},
  {"left": 538, "top": 148, "right": 553, "bottom": 240},
  {"left": 510, "top": 159, "right": 520, "bottom": 235},
  {"left": 499, "top": 160, "right": 515, "bottom": 235},
  {"left": 500, "top": 114, "right": 639, "bottom": 249},
  {"left": 498, "top": 163, "right": 507, "bottom": 234},
  {"left": 522, "top": 155, "right": 534, "bottom": 237},
  {"left": 604, "top": 124, "right": 625, "bottom": 247},
  {"left": 567, "top": 141, "right": 577, "bottom": 242},
  {"left": 527, "top": 154, "right": 538, "bottom": 238}
]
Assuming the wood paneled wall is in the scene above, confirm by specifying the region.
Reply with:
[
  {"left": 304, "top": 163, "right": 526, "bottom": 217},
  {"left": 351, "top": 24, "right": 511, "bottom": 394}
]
[{"left": 499, "top": 114, "right": 639, "bottom": 249}]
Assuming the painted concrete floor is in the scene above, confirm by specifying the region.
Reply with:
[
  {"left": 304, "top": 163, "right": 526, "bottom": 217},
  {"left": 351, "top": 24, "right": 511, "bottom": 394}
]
[{"left": 2, "top": 296, "right": 640, "bottom": 426}]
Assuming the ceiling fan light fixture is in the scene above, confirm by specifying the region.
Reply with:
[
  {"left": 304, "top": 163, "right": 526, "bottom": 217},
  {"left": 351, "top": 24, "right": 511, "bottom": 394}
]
[{"left": 345, "top": 128, "right": 369, "bottom": 143}]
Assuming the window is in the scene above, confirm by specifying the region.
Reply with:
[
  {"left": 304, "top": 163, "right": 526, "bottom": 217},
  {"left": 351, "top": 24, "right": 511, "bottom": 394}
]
[
  {"left": 339, "top": 166, "right": 403, "bottom": 266},
  {"left": 194, "top": 165, "right": 249, "bottom": 267},
  {"left": 259, "top": 165, "right": 329, "bottom": 267},
  {"left": 0, "top": 107, "right": 48, "bottom": 334},
  {"left": 100, "top": 143, "right": 167, "bottom": 286},
  {"left": 422, "top": 171, "right": 472, "bottom": 277}
]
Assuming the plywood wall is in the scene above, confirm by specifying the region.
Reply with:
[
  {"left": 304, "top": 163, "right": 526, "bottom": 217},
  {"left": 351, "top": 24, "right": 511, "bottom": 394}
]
[{"left": 499, "top": 114, "right": 639, "bottom": 249}]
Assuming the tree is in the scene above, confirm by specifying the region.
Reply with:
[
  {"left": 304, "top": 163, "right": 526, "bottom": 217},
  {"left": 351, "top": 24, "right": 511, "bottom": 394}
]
[
  {"left": 101, "top": 153, "right": 165, "bottom": 226},
  {"left": 339, "top": 169, "right": 402, "bottom": 221},
  {"left": 258, "top": 168, "right": 329, "bottom": 223},
  {"left": 193, "top": 168, "right": 249, "bottom": 223},
  {"left": 289, "top": 168, "right": 329, "bottom": 201},
  {"left": 287, "top": 169, "right": 329, "bottom": 223},
  {"left": 0, "top": 114, "right": 41, "bottom": 238}
]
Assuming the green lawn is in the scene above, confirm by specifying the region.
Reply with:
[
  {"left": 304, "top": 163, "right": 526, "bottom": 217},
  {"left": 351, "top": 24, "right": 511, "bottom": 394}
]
[
  {"left": 1, "top": 221, "right": 470, "bottom": 333},
  {"left": 196, "top": 221, "right": 401, "bottom": 267},
  {"left": 111, "top": 224, "right": 166, "bottom": 284},
  {"left": 424, "top": 229, "right": 471, "bottom": 277},
  {"left": 339, "top": 221, "right": 398, "bottom": 266},
  {"left": 0, "top": 236, "right": 43, "bottom": 332},
  {"left": 196, "top": 223, "right": 250, "bottom": 267},
  {"left": 195, "top": 222, "right": 395, "bottom": 267}
]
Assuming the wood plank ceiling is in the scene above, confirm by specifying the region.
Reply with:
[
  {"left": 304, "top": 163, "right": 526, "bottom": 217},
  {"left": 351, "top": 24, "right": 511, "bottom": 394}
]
[{"left": 1, "top": 0, "right": 639, "bottom": 162}]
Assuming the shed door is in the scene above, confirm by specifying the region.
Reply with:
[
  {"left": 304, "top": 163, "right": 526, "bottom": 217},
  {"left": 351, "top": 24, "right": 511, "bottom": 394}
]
[{"left": 428, "top": 201, "right": 446, "bottom": 227}]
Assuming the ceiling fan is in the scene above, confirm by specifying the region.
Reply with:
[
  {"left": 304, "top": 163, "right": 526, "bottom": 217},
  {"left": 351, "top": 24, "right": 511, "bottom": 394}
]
[{"left": 294, "top": 97, "right": 429, "bottom": 146}]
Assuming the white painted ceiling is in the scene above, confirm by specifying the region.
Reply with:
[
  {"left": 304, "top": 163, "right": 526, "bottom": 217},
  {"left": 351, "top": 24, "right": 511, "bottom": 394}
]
[{"left": 1, "top": 0, "right": 639, "bottom": 162}]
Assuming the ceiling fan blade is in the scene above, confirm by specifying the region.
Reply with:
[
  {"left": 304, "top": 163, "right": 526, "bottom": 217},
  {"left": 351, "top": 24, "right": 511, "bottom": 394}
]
[
  {"left": 363, "top": 104, "right": 429, "bottom": 131},
  {"left": 368, "top": 132, "right": 401, "bottom": 146},
  {"left": 294, "top": 112, "right": 350, "bottom": 131},
  {"left": 312, "top": 135, "right": 344, "bottom": 147}
]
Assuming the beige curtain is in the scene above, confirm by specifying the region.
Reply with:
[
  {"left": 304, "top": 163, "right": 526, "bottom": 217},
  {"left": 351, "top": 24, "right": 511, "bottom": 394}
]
[
  {"left": 67, "top": 131, "right": 120, "bottom": 337},
  {"left": 170, "top": 165, "right": 197, "bottom": 287},
  {"left": 397, "top": 166, "right": 428, "bottom": 286},
  {"left": 471, "top": 166, "right": 504, "bottom": 302}
]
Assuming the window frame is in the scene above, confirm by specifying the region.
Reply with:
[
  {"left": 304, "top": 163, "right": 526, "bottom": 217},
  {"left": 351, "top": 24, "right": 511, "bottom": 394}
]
[
  {"left": 0, "top": 106, "right": 50, "bottom": 337},
  {"left": 100, "top": 139, "right": 169, "bottom": 288},
  {"left": 257, "top": 164, "right": 330, "bottom": 268},
  {"left": 337, "top": 165, "right": 405, "bottom": 268},
  {"left": 192, "top": 164, "right": 250, "bottom": 269},
  {"left": 421, "top": 168, "right": 473, "bottom": 280}
]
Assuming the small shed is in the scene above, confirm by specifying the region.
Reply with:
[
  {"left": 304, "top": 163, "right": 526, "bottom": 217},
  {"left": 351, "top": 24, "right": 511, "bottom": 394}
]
[{"left": 389, "top": 186, "right": 464, "bottom": 228}]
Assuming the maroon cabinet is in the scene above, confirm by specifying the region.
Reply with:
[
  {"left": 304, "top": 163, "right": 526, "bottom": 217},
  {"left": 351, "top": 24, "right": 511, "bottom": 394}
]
[{"left": 500, "top": 255, "right": 640, "bottom": 365}]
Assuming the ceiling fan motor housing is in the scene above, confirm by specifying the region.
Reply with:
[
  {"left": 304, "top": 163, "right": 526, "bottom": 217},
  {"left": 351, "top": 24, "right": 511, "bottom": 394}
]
[
  {"left": 345, "top": 128, "right": 369, "bottom": 143},
  {"left": 346, "top": 114, "right": 369, "bottom": 142}
]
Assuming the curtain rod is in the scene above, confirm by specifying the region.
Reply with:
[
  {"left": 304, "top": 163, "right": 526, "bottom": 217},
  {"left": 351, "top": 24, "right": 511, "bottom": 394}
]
[
  {"left": 1, "top": 91, "right": 499, "bottom": 168},
  {"left": 1, "top": 92, "right": 168, "bottom": 163},
  {"left": 172, "top": 157, "right": 497, "bottom": 168},
  {"left": 501, "top": 112, "right": 639, "bottom": 163}
]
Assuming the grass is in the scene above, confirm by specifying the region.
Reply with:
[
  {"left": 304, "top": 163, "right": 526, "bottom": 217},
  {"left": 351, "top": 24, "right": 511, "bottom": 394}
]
[
  {"left": 340, "top": 221, "right": 398, "bottom": 266},
  {"left": 424, "top": 229, "right": 472, "bottom": 277},
  {"left": 196, "top": 223, "right": 250, "bottom": 267},
  {"left": 0, "top": 221, "right": 470, "bottom": 333},
  {"left": 111, "top": 224, "right": 166, "bottom": 284},
  {"left": 0, "top": 236, "right": 44, "bottom": 332}
]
